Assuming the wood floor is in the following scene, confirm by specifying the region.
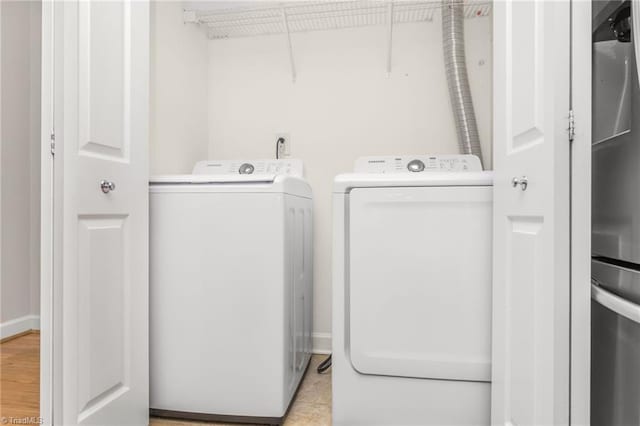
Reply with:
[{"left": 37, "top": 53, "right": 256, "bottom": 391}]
[
  {"left": 0, "top": 333, "right": 331, "bottom": 425},
  {"left": 0, "top": 332, "right": 40, "bottom": 423}
]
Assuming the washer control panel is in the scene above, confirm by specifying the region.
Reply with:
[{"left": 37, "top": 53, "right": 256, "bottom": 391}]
[
  {"left": 193, "top": 159, "right": 304, "bottom": 177},
  {"left": 354, "top": 155, "right": 482, "bottom": 173}
]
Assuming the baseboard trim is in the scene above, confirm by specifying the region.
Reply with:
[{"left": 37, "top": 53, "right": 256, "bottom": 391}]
[
  {"left": 312, "top": 332, "right": 331, "bottom": 354},
  {"left": 1, "top": 316, "right": 323, "bottom": 353},
  {"left": 0, "top": 315, "right": 40, "bottom": 341},
  {"left": 150, "top": 409, "right": 283, "bottom": 426}
]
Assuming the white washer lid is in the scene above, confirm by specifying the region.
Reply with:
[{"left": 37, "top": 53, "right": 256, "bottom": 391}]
[
  {"left": 150, "top": 174, "right": 277, "bottom": 185},
  {"left": 149, "top": 174, "right": 313, "bottom": 199}
]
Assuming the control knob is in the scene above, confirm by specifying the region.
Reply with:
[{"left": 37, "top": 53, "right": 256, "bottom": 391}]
[
  {"left": 238, "top": 163, "right": 255, "bottom": 174},
  {"left": 407, "top": 159, "right": 425, "bottom": 172}
]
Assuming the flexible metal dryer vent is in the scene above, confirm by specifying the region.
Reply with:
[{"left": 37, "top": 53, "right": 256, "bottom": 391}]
[{"left": 442, "top": 0, "right": 484, "bottom": 167}]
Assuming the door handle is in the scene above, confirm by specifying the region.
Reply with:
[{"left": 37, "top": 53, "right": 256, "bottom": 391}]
[
  {"left": 100, "top": 180, "right": 116, "bottom": 194},
  {"left": 633, "top": 1, "right": 640, "bottom": 84},
  {"left": 512, "top": 176, "right": 528, "bottom": 191},
  {"left": 591, "top": 281, "right": 640, "bottom": 325}
]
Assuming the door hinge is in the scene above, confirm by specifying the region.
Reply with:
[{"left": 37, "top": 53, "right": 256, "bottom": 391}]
[
  {"left": 568, "top": 110, "right": 575, "bottom": 142},
  {"left": 50, "top": 133, "right": 55, "bottom": 156}
]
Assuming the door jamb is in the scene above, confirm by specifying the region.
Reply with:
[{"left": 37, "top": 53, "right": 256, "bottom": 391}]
[
  {"left": 40, "top": 1, "right": 52, "bottom": 423},
  {"left": 569, "top": 1, "right": 591, "bottom": 425},
  {"left": 40, "top": 1, "right": 62, "bottom": 424}
]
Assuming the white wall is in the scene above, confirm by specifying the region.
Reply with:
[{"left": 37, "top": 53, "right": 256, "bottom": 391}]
[
  {"left": 29, "top": 1, "right": 41, "bottom": 323},
  {"left": 207, "top": 18, "right": 492, "bottom": 352},
  {"left": 150, "top": 1, "right": 209, "bottom": 174},
  {"left": 1, "top": 1, "right": 41, "bottom": 338}
]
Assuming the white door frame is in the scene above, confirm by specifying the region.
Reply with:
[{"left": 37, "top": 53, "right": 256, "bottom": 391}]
[
  {"left": 570, "top": 1, "right": 591, "bottom": 424},
  {"left": 41, "top": 1, "right": 69, "bottom": 423},
  {"left": 40, "top": 1, "right": 57, "bottom": 423},
  {"left": 36, "top": 2, "right": 592, "bottom": 425}
]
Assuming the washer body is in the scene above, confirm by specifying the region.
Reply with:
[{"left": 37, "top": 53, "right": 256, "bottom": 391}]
[
  {"left": 332, "top": 155, "right": 493, "bottom": 425},
  {"left": 149, "top": 160, "right": 313, "bottom": 424}
]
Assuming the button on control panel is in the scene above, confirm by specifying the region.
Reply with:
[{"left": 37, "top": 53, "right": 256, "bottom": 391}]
[
  {"left": 238, "top": 163, "right": 255, "bottom": 174},
  {"left": 354, "top": 155, "right": 482, "bottom": 173},
  {"left": 407, "top": 159, "right": 426, "bottom": 172},
  {"left": 192, "top": 159, "right": 304, "bottom": 177}
]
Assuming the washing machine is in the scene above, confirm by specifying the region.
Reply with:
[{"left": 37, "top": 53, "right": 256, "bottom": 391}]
[
  {"left": 149, "top": 159, "right": 313, "bottom": 425},
  {"left": 332, "top": 154, "right": 493, "bottom": 426}
]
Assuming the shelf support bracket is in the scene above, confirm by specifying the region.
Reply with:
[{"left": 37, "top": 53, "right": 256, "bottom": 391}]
[
  {"left": 386, "top": 1, "right": 394, "bottom": 74},
  {"left": 183, "top": 9, "right": 197, "bottom": 24},
  {"left": 282, "top": 7, "right": 297, "bottom": 83}
]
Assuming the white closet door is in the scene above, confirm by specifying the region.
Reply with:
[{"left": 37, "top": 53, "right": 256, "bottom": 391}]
[
  {"left": 54, "top": 1, "right": 149, "bottom": 424},
  {"left": 492, "top": 1, "right": 571, "bottom": 425}
]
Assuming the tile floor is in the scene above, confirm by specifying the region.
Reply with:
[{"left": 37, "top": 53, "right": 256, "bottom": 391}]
[
  {"left": 0, "top": 333, "right": 331, "bottom": 426},
  {"left": 151, "top": 355, "right": 332, "bottom": 426}
]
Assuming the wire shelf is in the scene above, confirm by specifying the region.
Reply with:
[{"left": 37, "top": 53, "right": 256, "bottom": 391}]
[{"left": 185, "top": 1, "right": 492, "bottom": 40}]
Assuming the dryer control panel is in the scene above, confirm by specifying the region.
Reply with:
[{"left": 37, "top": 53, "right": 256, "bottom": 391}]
[
  {"left": 354, "top": 155, "right": 482, "bottom": 173},
  {"left": 192, "top": 159, "right": 304, "bottom": 177}
]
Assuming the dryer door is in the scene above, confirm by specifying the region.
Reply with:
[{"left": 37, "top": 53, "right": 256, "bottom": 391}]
[{"left": 347, "top": 185, "right": 492, "bottom": 381}]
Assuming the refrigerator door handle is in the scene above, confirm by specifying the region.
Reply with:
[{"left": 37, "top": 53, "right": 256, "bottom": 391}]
[
  {"left": 592, "top": 280, "right": 640, "bottom": 324},
  {"left": 634, "top": 0, "right": 640, "bottom": 83}
]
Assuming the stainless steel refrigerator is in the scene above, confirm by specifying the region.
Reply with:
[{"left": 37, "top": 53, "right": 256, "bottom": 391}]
[{"left": 592, "top": 1, "right": 640, "bottom": 425}]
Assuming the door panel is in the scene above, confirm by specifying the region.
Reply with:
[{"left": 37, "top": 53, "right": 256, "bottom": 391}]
[
  {"left": 492, "top": 1, "right": 570, "bottom": 425},
  {"left": 506, "top": 217, "right": 542, "bottom": 424},
  {"left": 56, "top": 1, "right": 149, "bottom": 424},
  {"left": 78, "top": 1, "right": 130, "bottom": 160},
  {"left": 511, "top": 2, "right": 544, "bottom": 150},
  {"left": 77, "top": 216, "right": 129, "bottom": 420},
  {"left": 592, "top": 20, "right": 640, "bottom": 264},
  {"left": 348, "top": 186, "right": 493, "bottom": 382},
  {"left": 591, "top": 299, "right": 640, "bottom": 426}
]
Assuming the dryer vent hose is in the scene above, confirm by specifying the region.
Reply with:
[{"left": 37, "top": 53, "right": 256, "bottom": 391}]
[{"left": 442, "top": 0, "right": 484, "bottom": 168}]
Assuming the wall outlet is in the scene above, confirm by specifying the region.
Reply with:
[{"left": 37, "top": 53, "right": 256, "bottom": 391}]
[{"left": 276, "top": 133, "right": 291, "bottom": 157}]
